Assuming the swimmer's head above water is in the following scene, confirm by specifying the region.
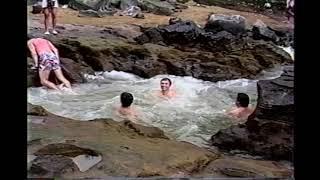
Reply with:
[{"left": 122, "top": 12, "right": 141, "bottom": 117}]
[
  {"left": 160, "top": 78, "right": 172, "bottom": 93},
  {"left": 159, "top": 78, "right": 176, "bottom": 98},
  {"left": 236, "top": 93, "right": 250, "bottom": 108},
  {"left": 227, "top": 93, "right": 254, "bottom": 121},
  {"left": 120, "top": 92, "right": 134, "bottom": 108}
]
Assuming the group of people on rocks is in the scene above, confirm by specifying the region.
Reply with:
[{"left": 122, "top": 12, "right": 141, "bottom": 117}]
[
  {"left": 29, "top": 0, "right": 267, "bottom": 123},
  {"left": 27, "top": 35, "right": 253, "bottom": 122}
]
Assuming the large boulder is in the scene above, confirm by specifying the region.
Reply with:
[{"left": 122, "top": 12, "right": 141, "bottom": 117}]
[
  {"left": 27, "top": 103, "right": 293, "bottom": 178},
  {"left": 252, "top": 19, "right": 279, "bottom": 43},
  {"left": 31, "top": 2, "right": 43, "bottom": 14},
  {"left": 198, "top": 156, "right": 293, "bottom": 178},
  {"left": 205, "top": 14, "right": 247, "bottom": 35},
  {"left": 28, "top": 103, "right": 48, "bottom": 116},
  {"left": 69, "top": 0, "right": 110, "bottom": 11},
  {"left": 59, "top": 58, "right": 95, "bottom": 83},
  {"left": 119, "top": 0, "right": 138, "bottom": 10},
  {"left": 210, "top": 66, "right": 294, "bottom": 161},
  {"left": 137, "top": 0, "right": 175, "bottom": 16},
  {"left": 29, "top": 155, "right": 78, "bottom": 177},
  {"left": 136, "top": 21, "right": 204, "bottom": 45},
  {"left": 28, "top": 104, "right": 219, "bottom": 178}
]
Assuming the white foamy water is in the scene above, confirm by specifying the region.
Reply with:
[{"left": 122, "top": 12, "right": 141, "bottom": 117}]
[
  {"left": 28, "top": 67, "right": 284, "bottom": 147},
  {"left": 279, "top": 46, "right": 294, "bottom": 60}
]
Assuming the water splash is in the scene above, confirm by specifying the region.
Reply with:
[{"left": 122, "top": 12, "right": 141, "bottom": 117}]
[
  {"left": 28, "top": 67, "right": 283, "bottom": 147},
  {"left": 279, "top": 46, "right": 294, "bottom": 60}
]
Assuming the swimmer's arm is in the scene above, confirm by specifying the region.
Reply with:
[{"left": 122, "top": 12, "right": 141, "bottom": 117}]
[
  {"left": 27, "top": 40, "right": 38, "bottom": 67},
  {"left": 48, "top": 41, "right": 59, "bottom": 58}
]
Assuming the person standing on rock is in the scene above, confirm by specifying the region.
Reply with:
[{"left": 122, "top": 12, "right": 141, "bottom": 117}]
[
  {"left": 27, "top": 37, "right": 71, "bottom": 90},
  {"left": 286, "top": 0, "right": 294, "bottom": 22},
  {"left": 227, "top": 93, "right": 254, "bottom": 121},
  {"left": 42, "top": 0, "right": 59, "bottom": 35}
]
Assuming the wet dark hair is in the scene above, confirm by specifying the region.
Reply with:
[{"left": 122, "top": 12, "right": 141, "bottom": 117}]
[
  {"left": 236, "top": 93, "right": 250, "bottom": 107},
  {"left": 160, "top": 78, "right": 172, "bottom": 86},
  {"left": 120, "top": 92, "right": 134, "bottom": 108}
]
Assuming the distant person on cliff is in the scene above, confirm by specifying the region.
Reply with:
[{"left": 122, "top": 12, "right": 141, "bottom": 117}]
[
  {"left": 227, "top": 93, "right": 254, "bottom": 120},
  {"left": 157, "top": 78, "right": 176, "bottom": 98},
  {"left": 116, "top": 92, "right": 140, "bottom": 122},
  {"left": 42, "top": 0, "right": 59, "bottom": 35},
  {"left": 27, "top": 37, "right": 71, "bottom": 90},
  {"left": 286, "top": 0, "right": 294, "bottom": 22}
]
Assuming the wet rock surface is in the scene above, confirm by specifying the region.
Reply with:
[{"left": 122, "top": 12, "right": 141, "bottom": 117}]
[
  {"left": 28, "top": 103, "right": 292, "bottom": 178},
  {"left": 28, "top": 104, "right": 219, "bottom": 178},
  {"left": 28, "top": 19, "right": 292, "bottom": 85},
  {"left": 211, "top": 66, "right": 294, "bottom": 161}
]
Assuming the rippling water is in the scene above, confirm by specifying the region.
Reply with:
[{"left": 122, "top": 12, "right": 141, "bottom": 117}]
[{"left": 28, "top": 65, "right": 284, "bottom": 147}]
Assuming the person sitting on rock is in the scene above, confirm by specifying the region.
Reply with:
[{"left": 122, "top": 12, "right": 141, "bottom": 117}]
[
  {"left": 116, "top": 92, "right": 139, "bottom": 120},
  {"left": 227, "top": 93, "right": 254, "bottom": 120},
  {"left": 158, "top": 78, "right": 176, "bottom": 98},
  {"left": 27, "top": 37, "right": 71, "bottom": 90}
]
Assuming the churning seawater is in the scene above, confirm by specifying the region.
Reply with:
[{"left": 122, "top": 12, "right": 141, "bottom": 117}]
[{"left": 28, "top": 65, "right": 285, "bottom": 147}]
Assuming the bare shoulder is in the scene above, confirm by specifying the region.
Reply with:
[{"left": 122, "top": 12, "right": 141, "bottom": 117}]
[
  {"left": 27, "top": 39, "right": 34, "bottom": 45},
  {"left": 227, "top": 108, "right": 238, "bottom": 115},
  {"left": 170, "top": 90, "right": 177, "bottom": 97}
]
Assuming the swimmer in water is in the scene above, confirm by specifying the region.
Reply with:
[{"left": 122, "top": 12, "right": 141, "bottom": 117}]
[
  {"left": 158, "top": 78, "right": 176, "bottom": 98},
  {"left": 27, "top": 36, "right": 72, "bottom": 91},
  {"left": 227, "top": 93, "right": 254, "bottom": 121},
  {"left": 116, "top": 92, "right": 140, "bottom": 122}
]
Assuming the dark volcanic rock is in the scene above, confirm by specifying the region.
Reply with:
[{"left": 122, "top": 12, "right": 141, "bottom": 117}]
[
  {"left": 35, "top": 143, "right": 100, "bottom": 157},
  {"left": 60, "top": 57, "right": 95, "bottom": 83},
  {"left": 122, "top": 120, "right": 169, "bottom": 139},
  {"left": 252, "top": 20, "right": 279, "bottom": 43},
  {"left": 249, "top": 19, "right": 293, "bottom": 47},
  {"left": 135, "top": 21, "right": 204, "bottom": 45},
  {"left": 28, "top": 103, "right": 48, "bottom": 116},
  {"left": 198, "top": 156, "right": 293, "bottom": 178},
  {"left": 138, "top": 0, "right": 175, "bottom": 16},
  {"left": 32, "top": 2, "right": 43, "bottom": 14},
  {"left": 28, "top": 20, "right": 292, "bottom": 87},
  {"left": 29, "top": 155, "right": 78, "bottom": 177},
  {"left": 211, "top": 66, "right": 294, "bottom": 161},
  {"left": 205, "top": 14, "right": 247, "bottom": 35},
  {"left": 28, "top": 105, "right": 218, "bottom": 178}
]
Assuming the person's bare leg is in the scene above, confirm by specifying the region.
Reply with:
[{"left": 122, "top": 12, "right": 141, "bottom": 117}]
[
  {"left": 53, "top": 68, "right": 72, "bottom": 88},
  {"left": 43, "top": 8, "right": 50, "bottom": 33},
  {"left": 39, "top": 69, "right": 60, "bottom": 90},
  {"left": 51, "top": 7, "right": 58, "bottom": 33}
]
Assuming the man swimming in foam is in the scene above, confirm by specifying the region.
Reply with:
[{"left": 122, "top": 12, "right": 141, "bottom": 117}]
[
  {"left": 157, "top": 78, "right": 177, "bottom": 98},
  {"left": 227, "top": 93, "right": 254, "bottom": 121},
  {"left": 115, "top": 92, "right": 140, "bottom": 122}
]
